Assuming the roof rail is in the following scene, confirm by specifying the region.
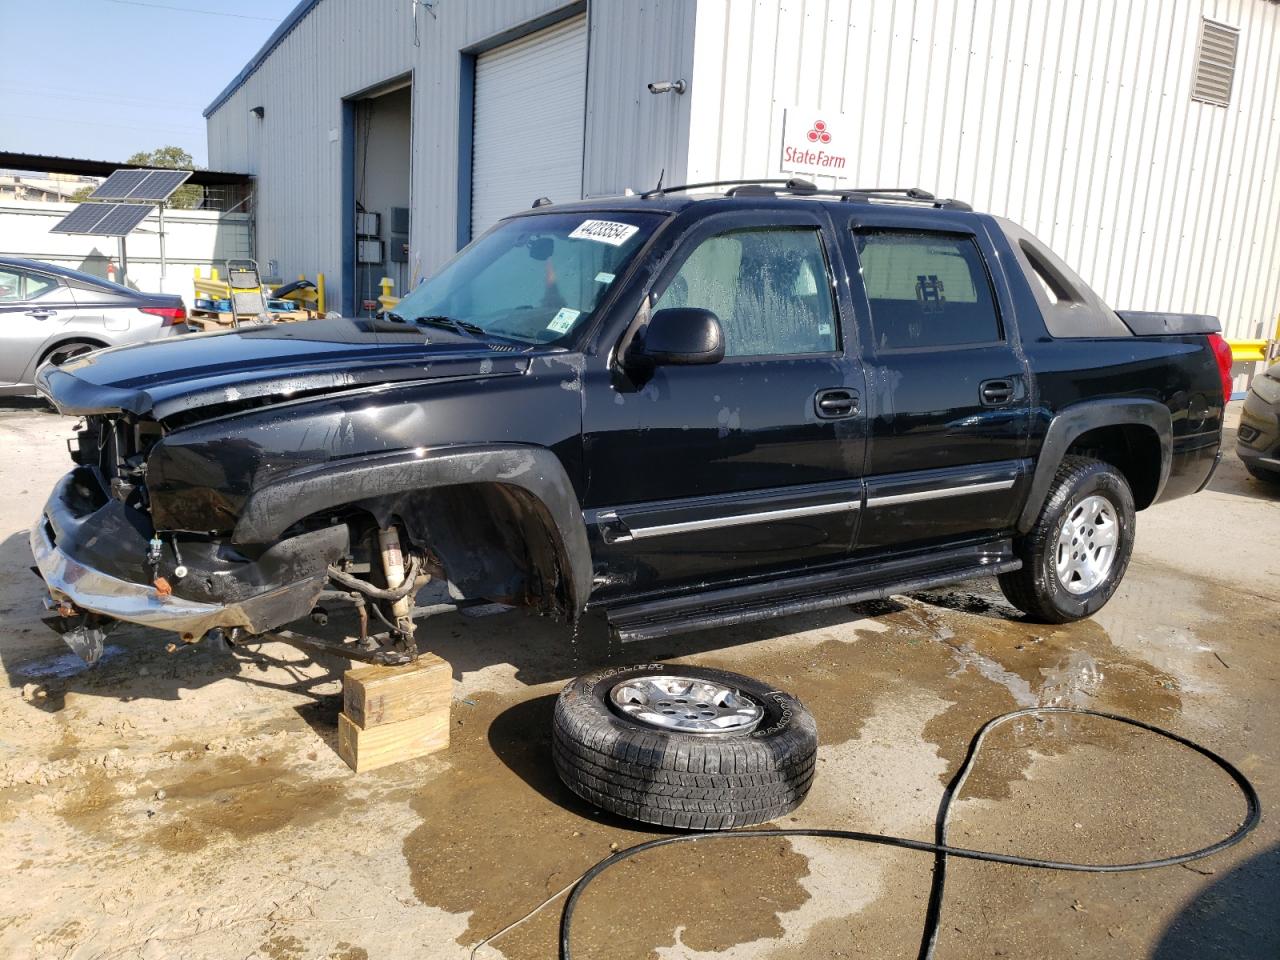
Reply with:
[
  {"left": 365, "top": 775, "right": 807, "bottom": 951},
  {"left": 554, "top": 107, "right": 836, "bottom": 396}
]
[
  {"left": 640, "top": 177, "right": 819, "bottom": 198},
  {"left": 638, "top": 178, "right": 971, "bottom": 210},
  {"left": 833, "top": 187, "right": 973, "bottom": 211}
]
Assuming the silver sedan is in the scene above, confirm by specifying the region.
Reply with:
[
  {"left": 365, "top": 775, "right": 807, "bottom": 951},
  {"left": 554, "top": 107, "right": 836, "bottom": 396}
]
[{"left": 0, "top": 256, "right": 187, "bottom": 396}]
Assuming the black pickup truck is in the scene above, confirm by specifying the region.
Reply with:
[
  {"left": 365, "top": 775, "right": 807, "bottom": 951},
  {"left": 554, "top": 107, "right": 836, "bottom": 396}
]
[{"left": 30, "top": 181, "right": 1232, "bottom": 666}]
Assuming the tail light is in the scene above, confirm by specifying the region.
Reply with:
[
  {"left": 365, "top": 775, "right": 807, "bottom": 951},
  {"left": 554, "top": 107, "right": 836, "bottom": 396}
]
[
  {"left": 1207, "top": 333, "right": 1234, "bottom": 404},
  {"left": 140, "top": 305, "right": 187, "bottom": 326}
]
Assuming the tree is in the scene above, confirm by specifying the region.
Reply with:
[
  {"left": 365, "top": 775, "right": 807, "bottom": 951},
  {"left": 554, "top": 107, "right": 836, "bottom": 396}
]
[
  {"left": 68, "top": 184, "right": 94, "bottom": 203},
  {"left": 124, "top": 146, "right": 202, "bottom": 209}
]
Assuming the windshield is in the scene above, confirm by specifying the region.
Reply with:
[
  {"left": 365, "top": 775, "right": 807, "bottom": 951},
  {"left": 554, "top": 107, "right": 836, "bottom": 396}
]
[{"left": 392, "top": 211, "right": 663, "bottom": 345}]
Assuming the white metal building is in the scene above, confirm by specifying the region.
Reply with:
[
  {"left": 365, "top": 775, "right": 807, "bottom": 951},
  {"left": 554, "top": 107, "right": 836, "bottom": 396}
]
[{"left": 206, "top": 0, "right": 1280, "bottom": 359}]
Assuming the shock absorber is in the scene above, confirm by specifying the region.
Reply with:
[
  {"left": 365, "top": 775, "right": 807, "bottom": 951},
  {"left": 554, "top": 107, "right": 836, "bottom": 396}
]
[{"left": 378, "top": 525, "right": 417, "bottom": 649}]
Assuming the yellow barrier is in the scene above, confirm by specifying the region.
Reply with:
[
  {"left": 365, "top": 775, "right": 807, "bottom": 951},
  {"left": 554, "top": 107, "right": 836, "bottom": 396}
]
[
  {"left": 193, "top": 268, "right": 326, "bottom": 314},
  {"left": 1227, "top": 339, "right": 1270, "bottom": 363}
]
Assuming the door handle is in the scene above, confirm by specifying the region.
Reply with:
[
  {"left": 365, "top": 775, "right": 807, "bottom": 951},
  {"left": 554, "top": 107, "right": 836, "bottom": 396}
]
[
  {"left": 980, "top": 378, "right": 1015, "bottom": 406},
  {"left": 26, "top": 309, "right": 56, "bottom": 320},
  {"left": 815, "top": 388, "right": 859, "bottom": 419}
]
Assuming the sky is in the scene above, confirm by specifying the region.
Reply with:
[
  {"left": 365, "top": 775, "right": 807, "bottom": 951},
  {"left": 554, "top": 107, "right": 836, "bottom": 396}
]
[{"left": 0, "top": 0, "right": 301, "bottom": 168}]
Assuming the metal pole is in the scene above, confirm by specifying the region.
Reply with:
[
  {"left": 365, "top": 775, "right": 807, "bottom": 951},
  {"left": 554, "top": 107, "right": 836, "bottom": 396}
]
[
  {"left": 158, "top": 202, "right": 167, "bottom": 288},
  {"left": 117, "top": 236, "right": 129, "bottom": 286}
]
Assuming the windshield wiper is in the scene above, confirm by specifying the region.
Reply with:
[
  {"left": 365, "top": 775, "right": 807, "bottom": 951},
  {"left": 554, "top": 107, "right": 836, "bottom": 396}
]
[{"left": 414, "top": 314, "right": 487, "bottom": 340}]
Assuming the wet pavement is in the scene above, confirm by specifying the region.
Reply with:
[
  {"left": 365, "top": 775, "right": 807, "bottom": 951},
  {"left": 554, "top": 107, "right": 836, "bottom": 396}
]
[{"left": 0, "top": 398, "right": 1276, "bottom": 959}]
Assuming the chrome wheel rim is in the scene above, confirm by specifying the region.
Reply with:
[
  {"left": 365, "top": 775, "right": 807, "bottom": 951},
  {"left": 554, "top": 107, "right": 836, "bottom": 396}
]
[
  {"left": 609, "top": 675, "right": 763, "bottom": 735},
  {"left": 1055, "top": 495, "right": 1119, "bottom": 595}
]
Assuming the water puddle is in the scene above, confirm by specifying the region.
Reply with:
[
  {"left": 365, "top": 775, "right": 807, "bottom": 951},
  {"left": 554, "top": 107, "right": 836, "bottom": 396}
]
[{"left": 401, "top": 690, "right": 813, "bottom": 959}]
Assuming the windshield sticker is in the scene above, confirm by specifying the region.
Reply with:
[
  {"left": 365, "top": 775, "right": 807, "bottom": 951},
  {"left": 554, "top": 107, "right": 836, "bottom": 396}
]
[
  {"left": 569, "top": 220, "right": 640, "bottom": 246},
  {"left": 595, "top": 271, "right": 616, "bottom": 284},
  {"left": 547, "top": 307, "right": 580, "bottom": 334}
]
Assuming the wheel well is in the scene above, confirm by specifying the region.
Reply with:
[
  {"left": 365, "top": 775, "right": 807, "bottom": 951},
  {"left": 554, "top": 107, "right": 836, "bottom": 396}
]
[
  {"left": 39, "top": 337, "right": 107, "bottom": 366},
  {"left": 1065, "top": 424, "right": 1162, "bottom": 508},
  {"left": 370, "top": 483, "right": 576, "bottom": 617}
]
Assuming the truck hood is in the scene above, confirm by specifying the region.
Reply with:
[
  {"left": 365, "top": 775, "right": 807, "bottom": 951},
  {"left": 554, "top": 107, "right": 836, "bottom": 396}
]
[{"left": 36, "top": 316, "right": 535, "bottom": 421}]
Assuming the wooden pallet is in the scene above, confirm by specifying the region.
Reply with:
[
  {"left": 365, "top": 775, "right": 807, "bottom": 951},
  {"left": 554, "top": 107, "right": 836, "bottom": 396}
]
[{"left": 337, "top": 654, "right": 450, "bottom": 772}]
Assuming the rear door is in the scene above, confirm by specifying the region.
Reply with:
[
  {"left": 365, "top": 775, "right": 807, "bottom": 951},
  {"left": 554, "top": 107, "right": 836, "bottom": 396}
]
[
  {"left": 837, "top": 212, "right": 1033, "bottom": 551},
  {"left": 0, "top": 266, "right": 77, "bottom": 384},
  {"left": 583, "top": 207, "right": 868, "bottom": 599}
]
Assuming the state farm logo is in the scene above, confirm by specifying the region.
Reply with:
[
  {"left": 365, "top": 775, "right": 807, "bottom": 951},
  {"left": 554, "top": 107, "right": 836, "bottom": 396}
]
[
  {"left": 807, "top": 120, "right": 832, "bottom": 144},
  {"left": 782, "top": 110, "right": 847, "bottom": 172}
]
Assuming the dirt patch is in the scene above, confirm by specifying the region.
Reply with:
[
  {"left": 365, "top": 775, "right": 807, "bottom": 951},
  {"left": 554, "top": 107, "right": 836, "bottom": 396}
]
[{"left": 154, "top": 754, "right": 347, "bottom": 842}]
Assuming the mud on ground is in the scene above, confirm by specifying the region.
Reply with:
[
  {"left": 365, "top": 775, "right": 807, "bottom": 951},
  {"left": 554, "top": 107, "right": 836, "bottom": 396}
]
[{"left": 0, "top": 399, "right": 1277, "bottom": 960}]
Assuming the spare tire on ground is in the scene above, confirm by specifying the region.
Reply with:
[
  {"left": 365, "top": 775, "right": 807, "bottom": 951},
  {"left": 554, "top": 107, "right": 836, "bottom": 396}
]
[{"left": 552, "top": 663, "right": 817, "bottom": 830}]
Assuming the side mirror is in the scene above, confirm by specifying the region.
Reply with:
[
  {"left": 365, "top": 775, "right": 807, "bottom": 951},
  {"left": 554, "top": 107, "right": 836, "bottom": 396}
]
[{"left": 629, "top": 307, "right": 725, "bottom": 367}]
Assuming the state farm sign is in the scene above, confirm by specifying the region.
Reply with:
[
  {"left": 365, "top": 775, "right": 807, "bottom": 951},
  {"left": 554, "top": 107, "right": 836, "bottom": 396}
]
[{"left": 780, "top": 107, "right": 852, "bottom": 176}]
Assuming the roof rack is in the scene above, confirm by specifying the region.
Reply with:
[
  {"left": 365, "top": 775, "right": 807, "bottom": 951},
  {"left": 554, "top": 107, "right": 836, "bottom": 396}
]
[
  {"left": 640, "top": 178, "right": 971, "bottom": 211},
  {"left": 640, "top": 177, "right": 818, "bottom": 198}
]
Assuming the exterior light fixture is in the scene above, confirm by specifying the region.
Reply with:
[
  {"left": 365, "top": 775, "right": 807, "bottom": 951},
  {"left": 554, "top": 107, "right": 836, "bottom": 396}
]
[{"left": 647, "top": 80, "right": 687, "bottom": 95}]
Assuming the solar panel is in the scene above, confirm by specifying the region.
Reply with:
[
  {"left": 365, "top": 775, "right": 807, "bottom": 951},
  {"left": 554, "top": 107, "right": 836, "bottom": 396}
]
[
  {"left": 50, "top": 203, "right": 113, "bottom": 234},
  {"left": 88, "top": 169, "right": 150, "bottom": 200},
  {"left": 91, "top": 203, "right": 155, "bottom": 236},
  {"left": 126, "top": 169, "right": 191, "bottom": 200},
  {"left": 88, "top": 168, "right": 192, "bottom": 202},
  {"left": 50, "top": 202, "right": 154, "bottom": 236}
]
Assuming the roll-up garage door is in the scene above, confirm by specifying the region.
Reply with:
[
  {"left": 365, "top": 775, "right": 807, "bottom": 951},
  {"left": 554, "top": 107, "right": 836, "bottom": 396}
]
[{"left": 470, "top": 15, "right": 587, "bottom": 238}]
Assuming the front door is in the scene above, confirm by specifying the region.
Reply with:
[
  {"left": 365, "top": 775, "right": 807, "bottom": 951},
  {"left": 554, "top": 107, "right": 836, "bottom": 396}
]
[
  {"left": 837, "top": 213, "right": 1033, "bottom": 552},
  {"left": 582, "top": 208, "right": 867, "bottom": 601}
]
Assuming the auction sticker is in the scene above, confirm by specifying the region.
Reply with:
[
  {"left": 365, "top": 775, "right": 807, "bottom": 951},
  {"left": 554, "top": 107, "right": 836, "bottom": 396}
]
[
  {"left": 547, "top": 307, "right": 580, "bottom": 334},
  {"left": 569, "top": 220, "right": 639, "bottom": 246}
]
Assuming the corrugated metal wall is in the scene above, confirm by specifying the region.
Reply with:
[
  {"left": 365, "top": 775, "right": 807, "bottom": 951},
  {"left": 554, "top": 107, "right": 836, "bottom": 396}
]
[
  {"left": 584, "top": 0, "right": 697, "bottom": 197},
  {"left": 205, "top": 0, "right": 696, "bottom": 308},
  {"left": 686, "top": 0, "right": 1280, "bottom": 345}
]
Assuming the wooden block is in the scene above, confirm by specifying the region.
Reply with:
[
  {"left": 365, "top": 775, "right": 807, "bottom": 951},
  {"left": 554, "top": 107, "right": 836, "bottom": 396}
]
[
  {"left": 337, "top": 710, "right": 448, "bottom": 773},
  {"left": 343, "top": 654, "right": 451, "bottom": 728}
]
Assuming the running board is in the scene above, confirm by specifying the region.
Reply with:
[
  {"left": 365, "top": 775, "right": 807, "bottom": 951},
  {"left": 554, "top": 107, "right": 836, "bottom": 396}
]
[{"left": 606, "top": 540, "right": 1021, "bottom": 643}]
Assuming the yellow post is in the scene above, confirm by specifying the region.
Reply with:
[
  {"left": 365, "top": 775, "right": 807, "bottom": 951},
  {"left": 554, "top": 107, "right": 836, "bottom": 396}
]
[
  {"left": 316, "top": 273, "right": 326, "bottom": 315},
  {"left": 211, "top": 267, "right": 219, "bottom": 282},
  {"left": 378, "top": 277, "right": 399, "bottom": 313}
]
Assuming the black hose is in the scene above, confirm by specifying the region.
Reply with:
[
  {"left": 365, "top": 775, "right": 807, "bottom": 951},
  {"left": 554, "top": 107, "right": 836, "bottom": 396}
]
[
  {"left": 558, "top": 707, "right": 1261, "bottom": 960},
  {"left": 326, "top": 557, "right": 422, "bottom": 601}
]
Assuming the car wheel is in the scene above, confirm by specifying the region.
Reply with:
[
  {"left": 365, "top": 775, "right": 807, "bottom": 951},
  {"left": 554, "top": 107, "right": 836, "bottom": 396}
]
[
  {"left": 1244, "top": 461, "right": 1280, "bottom": 485},
  {"left": 41, "top": 340, "right": 101, "bottom": 367},
  {"left": 552, "top": 663, "right": 817, "bottom": 830},
  {"left": 999, "top": 455, "right": 1136, "bottom": 624}
]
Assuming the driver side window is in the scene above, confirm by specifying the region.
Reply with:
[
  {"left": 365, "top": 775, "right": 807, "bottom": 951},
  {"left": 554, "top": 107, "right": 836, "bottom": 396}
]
[{"left": 654, "top": 227, "right": 837, "bottom": 357}]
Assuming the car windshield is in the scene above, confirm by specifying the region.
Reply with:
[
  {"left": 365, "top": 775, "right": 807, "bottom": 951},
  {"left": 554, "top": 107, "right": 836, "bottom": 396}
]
[{"left": 391, "top": 211, "right": 664, "bottom": 345}]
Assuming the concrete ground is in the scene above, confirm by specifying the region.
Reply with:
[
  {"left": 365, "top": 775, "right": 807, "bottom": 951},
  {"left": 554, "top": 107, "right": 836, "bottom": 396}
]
[{"left": 0, "top": 398, "right": 1276, "bottom": 960}]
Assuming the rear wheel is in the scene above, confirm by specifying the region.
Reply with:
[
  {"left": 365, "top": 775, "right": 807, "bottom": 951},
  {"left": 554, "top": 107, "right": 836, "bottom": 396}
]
[
  {"left": 41, "top": 340, "right": 102, "bottom": 368},
  {"left": 999, "top": 456, "right": 1135, "bottom": 623}
]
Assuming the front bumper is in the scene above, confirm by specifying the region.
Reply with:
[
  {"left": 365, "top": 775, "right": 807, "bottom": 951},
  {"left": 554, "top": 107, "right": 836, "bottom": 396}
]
[
  {"left": 30, "top": 470, "right": 335, "bottom": 639},
  {"left": 1236, "top": 384, "right": 1280, "bottom": 471}
]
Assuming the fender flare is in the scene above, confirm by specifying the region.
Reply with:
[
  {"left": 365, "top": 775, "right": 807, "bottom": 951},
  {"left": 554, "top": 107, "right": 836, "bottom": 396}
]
[
  {"left": 1017, "top": 398, "right": 1172, "bottom": 533},
  {"left": 232, "top": 444, "right": 593, "bottom": 614}
]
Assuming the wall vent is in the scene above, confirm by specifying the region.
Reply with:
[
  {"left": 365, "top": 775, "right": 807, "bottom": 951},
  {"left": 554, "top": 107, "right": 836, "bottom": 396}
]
[{"left": 1192, "top": 18, "right": 1240, "bottom": 107}]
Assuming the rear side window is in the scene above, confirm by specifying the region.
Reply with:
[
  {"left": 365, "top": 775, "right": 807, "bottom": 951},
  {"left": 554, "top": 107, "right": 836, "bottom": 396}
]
[
  {"left": 654, "top": 227, "right": 837, "bottom": 357},
  {"left": 854, "top": 230, "right": 1001, "bottom": 349}
]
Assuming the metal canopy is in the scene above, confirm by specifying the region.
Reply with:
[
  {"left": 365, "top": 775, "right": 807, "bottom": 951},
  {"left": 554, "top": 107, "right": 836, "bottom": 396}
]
[
  {"left": 50, "top": 201, "right": 156, "bottom": 236},
  {"left": 89, "top": 168, "right": 192, "bottom": 202}
]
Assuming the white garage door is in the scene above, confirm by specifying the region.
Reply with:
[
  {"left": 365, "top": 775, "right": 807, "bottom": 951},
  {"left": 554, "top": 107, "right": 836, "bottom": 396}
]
[{"left": 470, "top": 15, "right": 587, "bottom": 237}]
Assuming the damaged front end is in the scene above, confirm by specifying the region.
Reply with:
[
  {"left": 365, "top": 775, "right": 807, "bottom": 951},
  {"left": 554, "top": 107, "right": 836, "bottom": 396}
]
[{"left": 30, "top": 412, "right": 424, "bottom": 667}]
